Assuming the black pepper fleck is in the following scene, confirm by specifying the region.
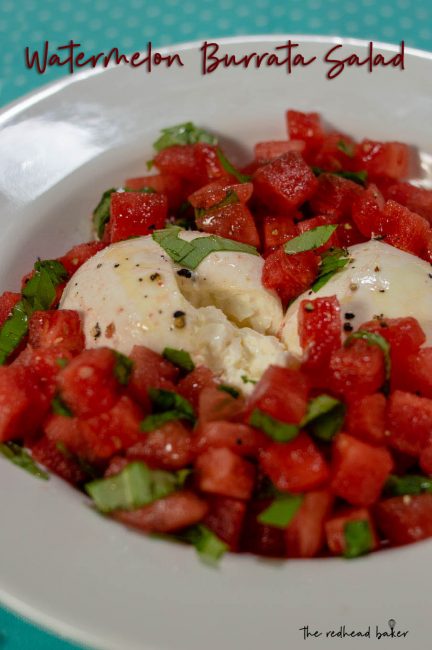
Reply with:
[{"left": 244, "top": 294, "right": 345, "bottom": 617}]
[
  {"left": 150, "top": 272, "right": 161, "bottom": 281},
  {"left": 96, "top": 263, "right": 103, "bottom": 269},
  {"left": 343, "top": 322, "right": 354, "bottom": 332},
  {"left": 114, "top": 263, "right": 120, "bottom": 268},
  {"left": 428, "top": 274, "right": 432, "bottom": 279},
  {"left": 91, "top": 322, "right": 101, "bottom": 339},
  {"left": 344, "top": 312, "right": 355, "bottom": 320},
  {"left": 173, "top": 310, "right": 185, "bottom": 318},
  {"left": 236, "top": 438, "right": 243, "bottom": 446},
  {"left": 375, "top": 266, "right": 380, "bottom": 272},
  {"left": 177, "top": 268, "right": 192, "bottom": 278},
  {"left": 379, "top": 289, "right": 386, "bottom": 293}
]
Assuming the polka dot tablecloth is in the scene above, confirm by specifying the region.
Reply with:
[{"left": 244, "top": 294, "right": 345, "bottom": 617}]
[{"left": 0, "top": 0, "right": 431, "bottom": 648}]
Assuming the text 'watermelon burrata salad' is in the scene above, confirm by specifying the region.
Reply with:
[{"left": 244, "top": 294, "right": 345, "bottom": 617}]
[{"left": 2, "top": 110, "right": 432, "bottom": 564}]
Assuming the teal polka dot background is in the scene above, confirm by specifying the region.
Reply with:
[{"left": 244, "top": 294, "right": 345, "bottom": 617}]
[
  {"left": 0, "top": 0, "right": 431, "bottom": 648},
  {"left": 0, "top": 0, "right": 431, "bottom": 105}
]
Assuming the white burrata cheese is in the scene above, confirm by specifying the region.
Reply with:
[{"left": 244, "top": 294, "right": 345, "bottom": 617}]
[
  {"left": 281, "top": 239, "right": 432, "bottom": 358},
  {"left": 60, "top": 231, "right": 286, "bottom": 392}
]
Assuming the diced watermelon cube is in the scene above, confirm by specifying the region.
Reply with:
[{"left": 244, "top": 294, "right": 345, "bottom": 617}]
[
  {"left": 128, "top": 345, "right": 179, "bottom": 410},
  {"left": 387, "top": 390, "right": 432, "bottom": 457},
  {"left": 126, "top": 420, "right": 194, "bottom": 470},
  {"left": 346, "top": 393, "right": 387, "bottom": 444},
  {"left": 253, "top": 152, "right": 318, "bottom": 212},
  {"left": 176, "top": 366, "right": 216, "bottom": 413},
  {"left": 385, "top": 182, "right": 432, "bottom": 224},
  {"left": 286, "top": 110, "right": 325, "bottom": 156},
  {"left": 246, "top": 365, "right": 308, "bottom": 425},
  {"left": 195, "top": 447, "right": 255, "bottom": 499},
  {"left": 59, "top": 242, "right": 107, "bottom": 276},
  {"left": 57, "top": 348, "right": 120, "bottom": 418},
  {"left": 194, "top": 421, "right": 266, "bottom": 457},
  {"left": 285, "top": 490, "right": 333, "bottom": 558},
  {"left": 262, "top": 247, "right": 319, "bottom": 304},
  {"left": 375, "top": 494, "right": 432, "bottom": 545},
  {"left": 312, "top": 132, "right": 357, "bottom": 172},
  {"left": 188, "top": 180, "right": 253, "bottom": 210},
  {"left": 308, "top": 174, "right": 363, "bottom": 221},
  {"left": 0, "top": 291, "right": 20, "bottom": 327},
  {"left": 109, "top": 191, "right": 167, "bottom": 243},
  {"left": 44, "top": 414, "right": 84, "bottom": 456},
  {"left": 154, "top": 144, "right": 201, "bottom": 182},
  {"left": 13, "top": 346, "right": 73, "bottom": 402},
  {"left": 195, "top": 202, "right": 260, "bottom": 247},
  {"left": 329, "top": 339, "right": 386, "bottom": 401},
  {"left": 398, "top": 347, "right": 432, "bottom": 398},
  {"left": 351, "top": 183, "right": 385, "bottom": 238},
  {"left": 259, "top": 433, "right": 330, "bottom": 493},
  {"left": 115, "top": 490, "right": 208, "bottom": 533},
  {"left": 254, "top": 140, "right": 305, "bottom": 163},
  {"left": 420, "top": 443, "right": 432, "bottom": 475},
  {"left": 0, "top": 366, "right": 39, "bottom": 442},
  {"left": 240, "top": 499, "right": 285, "bottom": 557},
  {"left": 197, "top": 386, "right": 244, "bottom": 425},
  {"left": 193, "top": 143, "right": 227, "bottom": 183},
  {"left": 331, "top": 433, "right": 393, "bottom": 507},
  {"left": 124, "top": 173, "right": 184, "bottom": 210},
  {"left": 296, "top": 214, "right": 340, "bottom": 253},
  {"left": 203, "top": 496, "right": 246, "bottom": 551},
  {"left": 325, "top": 507, "right": 379, "bottom": 555},
  {"left": 354, "top": 140, "right": 410, "bottom": 180},
  {"left": 298, "top": 296, "right": 342, "bottom": 372},
  {"left": 262, "top": 214, "right": 298, "bottom": 252},
  {"left": 30, "top": 436, "right": 88, "bottom": 485},
  {"left": 378, "top": 200, "right": 430, "bottom": 258},
  {"left": 29, "top": 310, "right": 84, "bottom": 355}
]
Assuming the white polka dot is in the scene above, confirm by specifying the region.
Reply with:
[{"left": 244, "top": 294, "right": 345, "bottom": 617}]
[
  {"left": 415, "top": 8, "right": 428, "bottom": 20},
  {"left": 14, "top": 75, "right": 26, "bottom": 87},
  {"left": 0, "top": 19, "right": 6, "bottom": 31},
  {"left": 382, "top": 25, "right": 396, "bottom": 37},
  {"left": 364, "top": 14, "right": 377, "bottom": 26},
  {"left": 271, "top": 5, "right": 285, "bottom": 17},
  {"left": 400, "top": 16, "right": 413, "bottom": 29},
  {"left": 255, "top": 0, "right": 269, "bottom": 7},
  {"left": 162, "top": 14, "right": 176, "bottom": 26},
  {"left": 345, "top": 2, "right": 358, "bottom": 14},
  {"left": 419, "top": 27, "right": 432, "bottom": 39},
  {"left": 86, "top": 39, "right": 96, "bottom": 50},
  {"left": 291, "top": 9, "right": 304, "bottom": 21},
  {"left": 146, "top": 6, "right": 160, "bottom": 18},
  {"left": 327, "top": 9, "right": 340, "bottom": 21},
  {"left": 89, "top": 19, "right": 102, "bottom": 31},
  {"left": 59, "top": 1, "right": 72, "bottom": 12},
  {"left": 217, "top": 17, "right": 230, "bottom": 29},
  {"left": 52, "top": 20, "right": 65, "bottom": 32},
  {"left": 199, "top": 9, "right": 213, "bottom": 21},
  {"left": 236, "top": 6, "right": 249, "bottom": 17},
  {"left": 180, "top": 22, "right": 193, "bottom": 34},
  {"left": 130, "top": 0, "right": 143, "bottom": 8},
  {"left": 145, "top": 26, "right": 156, "bottom": 38},
  {"left": 255, "top": 15, "right": 269, "bottom": 27},
  {"left": 396, "top": 0, "right": 409, "bottom": 8},
  {"left": 39, "top": 9, "right": 52, "bottom": 22},
  {"left": 74, "top": 11, "right": 87, "bottom": 23},
  {"left": 126, "top": 16, "right": 139, "bottom": 28},
  {"left": 309, "top": 16, "right": 322, "bottom": 29},
  {"left": 346, "top": 20, "right": 359, "bottom": 33},
  {"left": 379, "top": 5, "right": 394, "bottom": 18},
  {"left": 106, "top": 27, "right": 119, "bottom": 38},
  {"left": 1, "top": 1, "right": 14, "bottom": 13},
  {"left": 121, "top": 36, "right": 134, "bottom": 48}
]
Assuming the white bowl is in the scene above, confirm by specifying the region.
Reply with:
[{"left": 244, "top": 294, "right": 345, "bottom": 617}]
[{"left": 0, "top": 36, "right": 431, "bottom": 650}]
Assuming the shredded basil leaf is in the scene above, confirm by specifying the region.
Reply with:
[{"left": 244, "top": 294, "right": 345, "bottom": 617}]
[
  {"left": 195, "top": 189, "right": 239, "bottom": 219},
  {"left": 93, "top": 188, "right": 115, "bottom": 239},
  {"left": 51, "top": 394, "right": 73, "bottom": 417},
  {"left": 216, "top": 148, "right": 251, "bottom": 183},
  {"left": 384, "top": 474, "right": 432, "bottom": 496},
  {"left": 162, "top": 347, "right": 195, "bottom": 373},
  {"left": 241, "top": 375, "right": 257, "bottom": 385},
  {"left": 56, "top": 357, "right": 69, "bottom": 369},
  {"left": 153, "top": 122, "right": 217, "bottom": 152},
  {"left": 113, "top": 351, "right": 134, "bottom": 386},
  {"left": 311, "top": 248, "right": 351, "bottom": 292},
  {"left": 257, "top": 493, "right": 303, "bottom": 528},
  {"left": 177, "top": 524, "right": 228, "bottom": 565},
  {"left": 0, "top": 260, "right": 68, "bottom": 365},
  {"left": 336, "top": 140, "right": 355, "bottom": 158},
  {"left": 124, "top": 186, "right": 156, "bottom": 194},
  {"left": 152, "top": 226, "right": 258, "bottom": 270},
  {"left": 301, "top": 394, "right": 345, "bottom": 442},
  {"left": 312, "top": 167, "right": 368, "bottom": 186},
  {"left": 345, "top": 329, "right": 391, "bottom": 387},
  {"left": 343, "top": 519, "right": 374, "bottom": 559},
  {"left": 249, "top": 408, "right": 299, "bottom": 442},
  {"left": 0, "top": 442, "right": 49, "bottom": 480},
  {"left": 218, "top": 384, "right": 240, "bottom": 399},
  {"left": 283, "top": 225, "right": 337, "bottom": 255},
  {"left": 86, "top": 461, "right": 186, "bottom": 513},
  {"left": 141, "top": 388, "right": 196, "bottom": 431}
]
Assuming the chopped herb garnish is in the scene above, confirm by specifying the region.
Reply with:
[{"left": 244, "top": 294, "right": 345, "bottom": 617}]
[
  {"left": 283, "top": 225, "right": 337, "bottom": 255},
  {"left": 51, "top": 394, "right": 73, "bottom": 417},
  {"left": 0, "top": 442, "right": 49, "bottom": 480},
  {"left": 152, "top": 226, "right": 258, "bottom": 270},
  {"left": 141, "top": 388, "right": 196, "bottom": 431},
  {"left": 241, "top": 375, "right": 257, "bottom": 385},
  {"left": 384, "top": 474, "right": 432, "bottom": 496},
  {"left": 301, "top": 394, "right": 345, "bottom": 442},
  {"left": 55, "top": 357, "right": 69, "bottom": 369},
  {"left": 162, "top": 347, "right": 195, "bottom": 373},
  {"left": 311, "top": 247, "right": 351, "bottom": 292},
  {"left": 249, "top": 409, "right": 299, "bottom": 442},
  {"left": 153, "top": 122, "right": 217, "bottom": 152},
  {"left": 195, "top": 189, "right": 239, "bottom": 219},
  {"left": 177, "top": 524, "right": 228, "bottom": 565},
  {"left": 124, "top": 186, "right": 156, "bottom": 194},
  {"left": 343, "top": 519, "right": 374, "bottom": 559},
  {"left": 257, "top": 493, "right": 303, "bottom": 528},
  {"left": 312, "top": 167, "right": 368, "bottom": 186},
  {"left": 218, "top": 384, "right": 240, "bottom": 399},
  {"left": 216, "top": 148, "right": 251, "bottom": 183},
  {"left": 86, "top": 461, "right": 186, "bottom": 513},
  {"left": 0, "top": 259, "right": 68, "bottom": 365},
  {"left": 345, "top": 329, "right": 391, "bottom": 387},
  {"left": 336, "top": 139, "right": 355, "bottom": 158},
  {"left": 113, "top": 351, "right": 134, "bottom": 386},
  {"left": 92, "top": 188, "right": 115, "bottom": 239}
]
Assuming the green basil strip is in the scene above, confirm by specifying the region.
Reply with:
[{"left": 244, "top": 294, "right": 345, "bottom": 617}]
[
  {"left": 301, "top": 395, "right": 345, "bottom": 442},
  {"left": 218, "top": 384, "right": 240, "bottom": 399},
  {"left": 283, "top": 225, "right": 337, "bottom": 255},
  {"left": 141, "top": 410, "right": 189, "bottom": 432},
  {"left": 216, "top": 148, "right": 251, "bottom": 183},
  {"left": 343, "top": 519, "right": 374, "bottom": 559},
  {"left": 162, "top": 347, "right": 195, "bottom": 373},
  {"left": 249, "top": 408, "right": 299, "bottom": 442},
  {"left": 153, "top": 122, "right": 217, "bottom": 152},
  {"left": 336, "top": 140, "right": 355, "bottom": 158},
  {"left": 51, "top": 395, "right": 73, "bottom": 418},
  {"left": 152, "top": 227, "right": 258, "bottom": 270},
  {"left": 311, "top": 247, "right": 351, "bottom": 293},
  {"left": 92, "top": 188, "right": 115, "bottom": 239},
  {"left": 345, "top": 329, "right": 391, "bottom": 385},
  {"left": 177, "top": 524, "right": 228, "bottom": 565},
  {"left": 257, "top": 493, "right": 303, "bottom": 528},
  {"left": 140, "top": 388, "right": 196, "bottom": 431},
  {"left": 195, "top": 189, "right": 239, "bottom": 219},
  {"left": 312, "top": 167, "right": 368, "bottom": 187},
  {"left": 0, "top": 259, "right": 68, "bottom": 365},
  {"left": 0, "top": 442, "right": 49, "bottom": 480},
  {"left": 384, "top": 474, "right": 432, "bottom": 496},
  {"left": 85, "top": 461, "right": 186, "bottom": 513},
  {"left": 113, "top": 351, "right": 134, "bottom": 386}
]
